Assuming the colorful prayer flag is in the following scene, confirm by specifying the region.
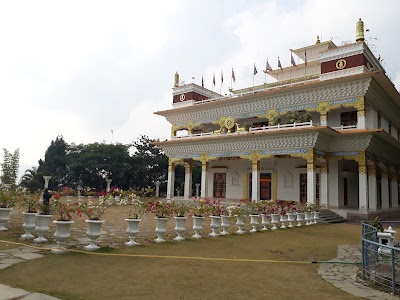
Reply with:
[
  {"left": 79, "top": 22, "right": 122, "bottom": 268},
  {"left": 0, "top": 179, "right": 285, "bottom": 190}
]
[
  {"left": 253, "top": 63, "right": 258, "bottom": 75},
  {"left": 201, "top": 76, "right": 204, "bottom": 87},
  {"left": 304, "top": 49, "right": 307, "bottom": 66},
  {"left": 213, "top": 73, "right": 215, "bottom": 86},
  {"left": 232, "top": 68, "right": 236, "bottom": 82},
  {"left": 278, "top": 57, "right": 282, "bottom": 70},
  {"left": 265, "top": 59, "right": 272, "bottom": 72},
  {"left": 221, "top": 70, "right": 223, "bottom": 84}
]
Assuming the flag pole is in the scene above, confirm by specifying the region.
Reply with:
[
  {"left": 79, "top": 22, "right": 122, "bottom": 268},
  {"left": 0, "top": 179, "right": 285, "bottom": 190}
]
[{"left": 253, "top": 63, "right": 255, "bottom": 92}]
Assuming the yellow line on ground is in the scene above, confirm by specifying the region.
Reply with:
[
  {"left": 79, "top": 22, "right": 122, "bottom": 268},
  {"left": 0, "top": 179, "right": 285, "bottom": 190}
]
[{"left": 0, "top": 239, "right": 311, "bottom": 264}]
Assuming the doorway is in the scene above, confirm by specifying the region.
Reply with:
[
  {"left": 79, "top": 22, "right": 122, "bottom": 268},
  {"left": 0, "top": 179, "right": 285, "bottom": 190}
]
[{"left": 213, "top": 173, "right": 226, "bottom": 198}]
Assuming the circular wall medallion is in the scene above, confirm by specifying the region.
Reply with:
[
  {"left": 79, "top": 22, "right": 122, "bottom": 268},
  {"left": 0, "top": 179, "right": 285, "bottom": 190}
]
[
  {"left": 179, "top": 94, "right": 185, "bottom": 101},
  {"left": 336, "top": 59, "right": 347, "bottom": 70}
]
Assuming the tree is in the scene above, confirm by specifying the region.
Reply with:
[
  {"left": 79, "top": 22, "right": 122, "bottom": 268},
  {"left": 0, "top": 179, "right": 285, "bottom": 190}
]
[
  {"left": 1, "top": 148, "right": 20, "bottom": 187},
  {"left": 19, "top": 166, "right": 42, "bottom": 192}
]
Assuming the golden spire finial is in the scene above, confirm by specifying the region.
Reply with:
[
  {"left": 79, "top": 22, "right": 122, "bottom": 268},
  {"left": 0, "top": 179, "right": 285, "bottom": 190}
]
[
  {"left": 316, "top": 35, "right": 320, "bottom": 44},
  {"left": 174, "top": 71, "right": 179, "bottom": 87},
  {"left": 356, "top": 18, "right": 365, "bottom": 42}
]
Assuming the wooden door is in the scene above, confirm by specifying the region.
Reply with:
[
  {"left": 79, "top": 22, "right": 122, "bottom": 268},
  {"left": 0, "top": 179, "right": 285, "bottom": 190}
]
[
  {"left": 300, "top": 173, "right": 307, "bottom": 203},
  {"left": 260, "top": 173, "right": 271, "bottom": 200},
  {"left": 213, "top": 173, "right": 226, "bottom": 198}
]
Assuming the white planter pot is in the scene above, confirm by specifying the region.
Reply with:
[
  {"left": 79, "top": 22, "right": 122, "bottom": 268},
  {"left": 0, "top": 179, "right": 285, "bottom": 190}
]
[
  {"left": 296, "top": 212, "right": 305, "bottom": 227},
  {"left": 115, "top": 196, "right": 121, "bottom": 203},
  {"left": 235, "top": 216, "right": 245, "bottom": 234},
  {"left": 270, "top": 214, "right": 280, "bottom": 230},
  {"left": 249, "top": 214, "right": 260, "bottom": 233},
  {"left": 280, "top": 215, "right": 288, "bottom": 229},
  {"left": 192, "top": 216, "right": 204, "bottom": 239},
  {"left": 66, "top": 196, "right": 73, "bottom": 204},
  {"left": 304, "top": 212, "right": 312, "bottom": 225},
  {"left": 125, "top": 218, "right": 141, "bottom": 246},
  {"left": 87, "top": 196, "right": 94, "bottom": 202},
  {"left": 208, "top": 216, "right": 221, "bottom": 237},
  {"left": 0, "top": 208, "right": 12, "bottom": 231},
  {"left": 313, "top": 211, "right": 320, "bottom": 224},
  {"left": 78, "top": 196, "right": 85, "bottom": 204},
  {"left": 286, "top": 213, "right": 295, "bottom": 228},
  {"left": 154, "top": 217, "right": 168, "bottom": 243},
  {"left": 220, "top": 215, "right": 230, "bottom": 235},
  {"left": 52, "top": 220, "right": 74, "bottom": 254},
  {"left": 173, "top": 216, "right": 187, "bottom": 241},
  {"left": 84, "top": 219, "right": 104, "bottom": 250},
  {"left": 21, "top": 212, "right": 37, "bottom": 240},
  {"left": 34, "top": 214, "right": 53, "bottom": 243},
  {"left": 261, "top": 214, "right": 269, "bottom": 231}
]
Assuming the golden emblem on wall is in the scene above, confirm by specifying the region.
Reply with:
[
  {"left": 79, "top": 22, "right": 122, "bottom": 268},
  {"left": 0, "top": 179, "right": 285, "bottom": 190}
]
[
  {"left": 179, "top": 94, "right": 185, "bottom": 101},
  {"left": 336, "top": 59, "right": 347, "bottom": 70}
]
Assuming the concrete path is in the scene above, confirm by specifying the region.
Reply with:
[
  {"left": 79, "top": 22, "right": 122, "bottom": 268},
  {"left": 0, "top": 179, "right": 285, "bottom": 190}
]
[
  {"left": 318, "top": 244, "right": 399, "bottom": 299},
  {"left": 0, "top": 246, "right": 62, "bottom": 300}
]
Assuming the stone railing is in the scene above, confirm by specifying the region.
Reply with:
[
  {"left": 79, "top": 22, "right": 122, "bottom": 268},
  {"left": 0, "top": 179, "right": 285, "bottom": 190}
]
[{"left": 249, "top": 120, "right": 316, "bottom": 132}]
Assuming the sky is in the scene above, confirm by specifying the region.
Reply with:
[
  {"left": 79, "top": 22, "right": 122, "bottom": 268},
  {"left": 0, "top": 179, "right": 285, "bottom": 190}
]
[{"left": 1, "top": 0, "right": 400, "bottom": 180}]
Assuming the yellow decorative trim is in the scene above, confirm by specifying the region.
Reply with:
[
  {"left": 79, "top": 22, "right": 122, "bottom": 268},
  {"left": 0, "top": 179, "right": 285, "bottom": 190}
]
[
  {"left": 357, "top": 110, "right": 365, "bottom": 117},
  {"left": 356, "top": 151, "right": 366, "bottom": 175},
  {"left": 252, "top": 161, "right": 260, "bottom": 171},
  {"left": 272, "top": 170, "right": 277, "bottom": 200},
  {"left": 201, "top": 162, "right": 208, "bottom": 171},
  {"left": 321, "top": 162, "right": 328, "bottom": 174},
  {"left": 368, "top": 164, "right": 376, "bottom": 177},
  {"left": 243, "top": 171, "right": 248, "bottom": 199},
  {"left": 320, "top": 114, "right": 327, "bottom": 122},
  {"left": 224, "top": 117, "right": 235, "bottom": 133},
  {"left": 381, "top": 169, "right": 388, "bottom": 179},
  {"left": 168, "top": 158, "right": 182, "bottom": 172}
]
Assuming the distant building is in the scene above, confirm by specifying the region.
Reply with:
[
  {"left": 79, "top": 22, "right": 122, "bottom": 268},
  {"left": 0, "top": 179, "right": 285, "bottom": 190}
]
[{"left": 154, "top": 19, "right": 400, "bottom": 220}]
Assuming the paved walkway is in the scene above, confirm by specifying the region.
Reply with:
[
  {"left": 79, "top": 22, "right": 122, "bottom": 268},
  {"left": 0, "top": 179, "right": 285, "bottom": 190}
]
[
  {"left": 318, "top": 245, "right": 399, "bottom": 299},
  {"left": 0, "top": 246, "right": 61, "bottom": 300}
]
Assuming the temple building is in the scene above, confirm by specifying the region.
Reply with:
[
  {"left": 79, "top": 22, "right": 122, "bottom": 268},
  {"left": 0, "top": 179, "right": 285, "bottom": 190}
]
[{"left": 153, "top": 19, "right": 400, "bottom": 220}]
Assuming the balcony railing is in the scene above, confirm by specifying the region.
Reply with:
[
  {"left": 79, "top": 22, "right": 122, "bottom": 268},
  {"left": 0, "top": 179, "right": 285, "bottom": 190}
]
[
  {"left": 331, "top": 124, "right": 357, "bottom": 130},
  {"left": 249, "top": 121, "right": 316, "bottom": 132}
]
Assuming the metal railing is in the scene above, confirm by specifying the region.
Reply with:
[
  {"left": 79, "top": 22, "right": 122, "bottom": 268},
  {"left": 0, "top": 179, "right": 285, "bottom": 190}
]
[
  {"left": 361, "top": 222, "right": 399, "bottom": 295},
  {"left": 331, "top": 124, "right": 357, "bottom": 130},
  {"left": 249, "top": 120, "right": 316, "bottom": 132}
]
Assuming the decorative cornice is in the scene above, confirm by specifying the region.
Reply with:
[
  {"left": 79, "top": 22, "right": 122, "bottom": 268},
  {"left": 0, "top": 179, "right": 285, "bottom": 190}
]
[
  {"left": 172, "top": 83, "right": 221, "bottom": 99},
  {"left": 320, "top": 66, "right": 367, "bottom": 81},
  {"left": 320, "top": 42, "right": 364, "bottom": 63}
]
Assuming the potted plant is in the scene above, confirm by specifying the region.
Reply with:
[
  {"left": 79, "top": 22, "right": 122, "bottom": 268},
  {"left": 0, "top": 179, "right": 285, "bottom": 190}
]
[
  {"left": 64, "top": 188, "right": 76, "bottom": 203},
  {"left": 146, "top": 200, "right": 174, "bottom": 243},
  {"left": 240, "top": 198, "right": 260, "bottom": 232},
  {"left": 295, "top": 202, "right": 306, "bottom": 226},
  {"left": 19, "top": 192, "right": 40, "bottom": 240},
  {"left": 79, "top": 197, "right": 109, "bottom": 250},
  {"left": 171, "top": 201, "right": 189, "bottom": 241},
  {"left": 227, "top": 203, "right": 247, "bottom": 234},
  {"left": 190, "top": 198, "right": 211, "bottom": 239},
  {"left": 258, "top": 200, "right": 273, "bottom": 231},
  {"left": 121, "top": 198, "right": 145, "bottom": 246},
  {"left": 207, "top": 199, "right": 225, "bottom": 237},
  {"left": 52, "top": 202, "right": 79, "bottom": 253},
  {"left": 0, "top": 189, "right": 17, "bottom": 231},
  {"left": 219, "top": 209, "right": 230, "bottom": 235},
  {"left": 34, "top": 191, "right": 54, "bottom": 243}
]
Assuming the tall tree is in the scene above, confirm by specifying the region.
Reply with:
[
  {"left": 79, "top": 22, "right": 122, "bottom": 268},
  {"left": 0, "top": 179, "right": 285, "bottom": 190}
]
[
  {"left": 1, "top": 148, "right": 20, "bottom": 187},
  {"left": 19, "top": 167, "right": 42, "bottom": 192}
]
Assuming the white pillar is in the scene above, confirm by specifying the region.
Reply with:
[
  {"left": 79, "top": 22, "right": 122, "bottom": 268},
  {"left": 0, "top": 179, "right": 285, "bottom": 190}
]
[
  {"left": 251, "top": 161, "right": 260, "bottom": 202},
  {"left": 166, "top": 164, "right": 175, "bottom": 199},
  {"left": 328, "top": 160, "right": 339, "bottom": 207},
  {"left": 195, "top": 183, "right": 200, "bottom": 197},
  {"left": 381, "top": 169, "right": 389, "bottom": 209},
  {"left": 43, "top": 176, "right": 51, "bottom": 189},
  {"left": 200, "top": 162, "right": 208, "bottom": 198},
  {"left": 320, "top": 113, "right": 327, "bottom": 126},
  {"left": 359, "top": 174, "right": 368, "bottom": 211},
  {"left": 390, "top": 173, "right": 398, "bottom": 208},
  {"left": 155, "top": 181, "right": 160, "bottom": 197},
  {"left": 184, "top": 164, "right": 192, "bottom": 199},
  {"left": 368, "top": 165, "right": 377, "bottom": 211},
  {"left": 307, "top": 166, "right": 316, "bottom": 205},
  {"left": 357, "top": 110, "right": 366, "bottom": 129},
  {"left": 320, "top": 163, "right": 328, "bottom": 206},
  {"left": 106, "top": 179, "right": 112, "bottom": 192}
]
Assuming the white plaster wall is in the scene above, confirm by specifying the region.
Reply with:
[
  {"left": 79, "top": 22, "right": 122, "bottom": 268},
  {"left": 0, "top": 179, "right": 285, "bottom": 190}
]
[
  {"left": 275, "top": 158, "right": 306, "bottom": 201},
  {"left": 391, "top": 127, "right": 398, "bottom": 139},
  {"left": 366, "top": 108, "right": 378, "bottom": 129},
  {"left": 327, "top": 110, "right": 342, "bottom": 127},
  {"left": 381, "top": 118, "right": 389, "bottom": 132}
]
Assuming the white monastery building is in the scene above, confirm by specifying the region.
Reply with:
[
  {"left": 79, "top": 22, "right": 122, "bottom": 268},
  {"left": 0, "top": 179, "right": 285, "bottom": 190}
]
[{"left": 154, "top": 19, "right": 400, "bottom": 221}]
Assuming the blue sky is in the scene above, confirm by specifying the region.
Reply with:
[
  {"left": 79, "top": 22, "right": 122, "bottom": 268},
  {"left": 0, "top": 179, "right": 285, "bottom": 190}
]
[{"left": 0, "top": 0, "right": 399, "bottom": 178}]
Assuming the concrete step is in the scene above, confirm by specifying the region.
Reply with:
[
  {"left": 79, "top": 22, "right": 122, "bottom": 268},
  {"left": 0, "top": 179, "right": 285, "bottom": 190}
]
[{"left": 318, "top": 209, "right": 347, "bottom": 224}]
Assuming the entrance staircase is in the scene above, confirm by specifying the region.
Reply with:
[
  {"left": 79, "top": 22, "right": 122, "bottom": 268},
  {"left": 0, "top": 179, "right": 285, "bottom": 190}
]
[{"left": 318, "top": 209, "right": 347, "bottom": 224}]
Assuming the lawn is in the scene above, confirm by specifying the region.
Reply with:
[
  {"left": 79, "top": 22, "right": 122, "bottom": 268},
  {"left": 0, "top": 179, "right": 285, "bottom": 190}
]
[{"left": 0, "top": 220, "right": 363, "bottom": 300}]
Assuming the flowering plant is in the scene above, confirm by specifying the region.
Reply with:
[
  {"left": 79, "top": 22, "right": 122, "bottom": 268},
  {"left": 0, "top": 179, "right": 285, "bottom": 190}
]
[
  {"left": 19, "top": 192, "right": 40, "bottom": 213},
  {"left": 63, "top": 187, "right": 76, "bottom": 196},
  {"left": 226, "top": 204, "right": 246, "bottom": 217},
  {"left": 0, "top": 188, "right": 18, "bottom": 208},
  {"left": 78, "top": 197, "right": 108, "bottom": 220},
  {"left": 120, "top": 198, "right": 145, "bottom": 219},
  {"left": 240, "top": 198, "right": 260, "bottom": 215},
  {"left": 171, "top": 201, "right": 188, "bottom": 217},
  {"left": 53, "top": 193, "right": 61, "bottom": 200},
  {"left": 53, "top": 202, "right": 79, "bottom": 221},
  {"left": 208, "top": 199, "right": 225, "bottom": 216},
  {"left": 190, "top": 198, "right": 211, "bottom": 217},
  {"left": 258, "top": 200, "right": 274, "bottom": 215},
  {"left": 146, "top": 200, "right": 174, "bottom": 218}
]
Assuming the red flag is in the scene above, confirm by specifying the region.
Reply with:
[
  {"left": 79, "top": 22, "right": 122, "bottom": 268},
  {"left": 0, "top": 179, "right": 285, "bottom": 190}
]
[
  {"left": 278, "top": 57, "right": 282, "bottom": 70},
  {"left": 201, "top": 76, "right": 204, "bottom": 87},
  {"left": 291, "top": 53, "right": 297, "bottom": 67},
  {"left": 253, "top": 63, "right": 258, "bottom": 75},
  {"left": 232, "top": 68, "right": 236, "bottom": 82},
  {"left": 221, "top": 70, "right": 223, "bottom": 84},
  {"left": 213, "top": 73, "right": 215, "bottom": 86},
  {"left": 304, "top": 49, "right": 307, "bottom": 66},
  {"left": 264, "top": 59, "right": 272, "bottom": 72}
]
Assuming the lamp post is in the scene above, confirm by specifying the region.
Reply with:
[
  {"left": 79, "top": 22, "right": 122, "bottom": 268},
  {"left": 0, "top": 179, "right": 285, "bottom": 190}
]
[
  {"left": 106, "top": 179, "right": 112, "bottom": 192},
  {"left": 43, "top": 176, "right": 52, "bottom": 189}
]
